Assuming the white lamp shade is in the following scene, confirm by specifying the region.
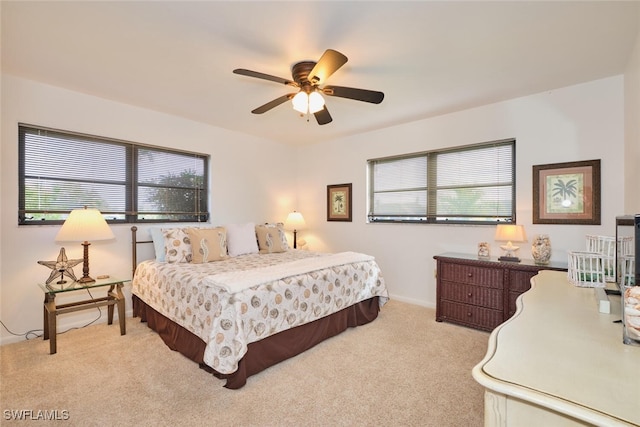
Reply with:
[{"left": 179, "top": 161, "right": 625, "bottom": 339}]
[
  {"left": 308, "top": 92, "right": 325, "bottom": 113},
  {"left": 494, "top": 224, "right": 527, "bottom": 243},
  {"left": 284, "top": 211, "right": 306, "bottom": 231},
  {"left": 292, "top": 92, "right": 308, "bottom": 114},
  {"left": 292, "top": 92, "right": 325, "bottom": 114},
  {"left": 55, "top": 207, "right": 115, "bottom": 243}
]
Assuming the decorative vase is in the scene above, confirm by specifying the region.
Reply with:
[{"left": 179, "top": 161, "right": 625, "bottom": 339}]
[
  {"left": 531, "top": 234, "right": 551, "bottom": 265},
  {"left": 477, "top": 242, "right": 490, "bottom": 259}
]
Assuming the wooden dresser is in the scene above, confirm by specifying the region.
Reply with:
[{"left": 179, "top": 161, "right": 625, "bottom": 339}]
[
  {"left": 473, "top": 270, "right": 639, "bottom": 426},
  {"left": 434, "top": 253, "right": 567, "bottom": 331}
]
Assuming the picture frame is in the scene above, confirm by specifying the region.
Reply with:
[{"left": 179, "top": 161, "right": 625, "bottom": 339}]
[
  {"left": 327, "top": 183, "right": 352, "bottom": 222},
  {"left": 532, "top": 159, "right": 601, "bottom": 225}
]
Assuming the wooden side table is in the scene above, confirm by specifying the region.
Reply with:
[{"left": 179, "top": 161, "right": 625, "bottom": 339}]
[{"left": 39, "top": 277, "right": 128, "bottom": 354}]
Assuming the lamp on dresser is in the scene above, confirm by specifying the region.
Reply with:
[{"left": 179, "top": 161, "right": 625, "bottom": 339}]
[
  {"left": 284, "top": 211, "right": 306, "bottom": 249},
  {"left": 495, "top": 224, "right": 527, "bottom": 262},
  {"left": 55, "top": 207, "right": 115, "bottom": 283}
]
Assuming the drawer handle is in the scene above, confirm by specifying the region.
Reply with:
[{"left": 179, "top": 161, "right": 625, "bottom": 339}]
[
  {"left": 467, "top": 292, "right": 473, "bottom": 298},
  {"left": 467, "top": 312, "right": 472, "bottom": 317},
  {"left": 467, "top": 273, "right": 473, "bottom": 278}
]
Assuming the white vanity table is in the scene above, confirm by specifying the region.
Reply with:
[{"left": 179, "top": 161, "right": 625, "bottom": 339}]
[{"left": 472, "top": 270, "right": 639, "bottom": 426}]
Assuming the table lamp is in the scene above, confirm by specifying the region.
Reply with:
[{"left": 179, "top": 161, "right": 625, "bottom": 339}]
[
  {"left": 55, "top": 207, "right": 115, "bottom": 283},
  {"left": 284, "top": 211, "right": 306, "bottom": 249},
  {"left": 494, "top": 224, "right": 527, "bottom": 262}
]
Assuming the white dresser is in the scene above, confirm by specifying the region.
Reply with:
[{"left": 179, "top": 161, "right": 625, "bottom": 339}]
[{"left": 472, "top": 270, "right": 639, "bottom": 426}]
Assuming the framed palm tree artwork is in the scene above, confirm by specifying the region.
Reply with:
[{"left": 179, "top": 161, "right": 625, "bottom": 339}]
[
  {"left": 327, "top": 183, "right": 352, "bottom": 222},
  {"left": 533, "top": 159, "right": 601, "bottom": 224}
]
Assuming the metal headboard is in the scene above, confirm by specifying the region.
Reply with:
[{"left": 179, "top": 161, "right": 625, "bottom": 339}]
[{"left": 131, "top": 226, "right": 153, "bottom": 277}]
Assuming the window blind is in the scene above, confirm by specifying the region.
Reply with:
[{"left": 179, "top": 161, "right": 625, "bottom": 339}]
[
  {"left": 19, "top": 124, "right": 209, "bottom": 224},
  {"left": 368, "top": 139, "right": 515, "bottom": 224}
]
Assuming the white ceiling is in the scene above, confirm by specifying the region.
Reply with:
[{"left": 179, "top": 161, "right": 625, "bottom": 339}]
[{"left": 2, "top": 1, "right": 638, "bottom": 146}]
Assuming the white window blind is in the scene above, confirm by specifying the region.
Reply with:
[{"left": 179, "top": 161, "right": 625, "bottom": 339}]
[
  {"left": 368, "top": 139, "right": 515, "bottom": 224},
  {"left": 19, "top": 124, "right": 209, "bottom": 224}
]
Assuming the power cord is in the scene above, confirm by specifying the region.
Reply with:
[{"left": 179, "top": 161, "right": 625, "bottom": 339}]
[
  {"left": 0, "top": 288, "right": 103, "bottom": 340},
  {"left": 0, "top": 320, "right": 43, "bottom": 340}
]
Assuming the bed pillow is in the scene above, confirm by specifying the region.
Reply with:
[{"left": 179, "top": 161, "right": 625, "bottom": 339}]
[
  {"left": 149, "top": 227, "right": 166, "bottom": 262},
  {"left": 226, "top": 222, "right": 259, "bottom": 257},
  {"left": 163, "top": 228, "right": 192, "bottom": 263},
  {"left": 255, "top": 223, "right": 289, "bottom": 253},
  {"left": 187, "top": 227, "right": 227, "bottom": 263}
]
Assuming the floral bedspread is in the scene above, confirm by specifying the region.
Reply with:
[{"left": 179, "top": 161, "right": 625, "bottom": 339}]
[{"left": 132, "top": 250, "right": 388, "bottom": 374}]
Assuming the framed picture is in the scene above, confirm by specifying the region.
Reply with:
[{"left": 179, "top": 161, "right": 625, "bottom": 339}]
[
  {"left": 532, "top": 159, "right": 601, "bottom": 225},
  {"left": 327, "top": 183, "right": 352, "bottom": 222}
]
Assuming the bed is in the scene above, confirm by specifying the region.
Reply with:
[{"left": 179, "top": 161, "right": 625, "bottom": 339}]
[{"left": 130, "top": 223, "right": 389, "bottom": 389}]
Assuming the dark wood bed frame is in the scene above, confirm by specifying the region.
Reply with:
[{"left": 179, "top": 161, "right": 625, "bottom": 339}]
[{"left": 130, "top": 226, "right": 381, "bottom": 389}]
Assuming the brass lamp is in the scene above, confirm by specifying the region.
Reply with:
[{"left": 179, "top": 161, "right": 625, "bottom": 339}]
[
  {"left": 494, "top": 224, "right": 527, "bottom": 262},
  {"left": 55, "top": 207, "right": 115, "bottom": 283},
  {"left": 284, "top": 211, "right": 306, "bottom": 249}
]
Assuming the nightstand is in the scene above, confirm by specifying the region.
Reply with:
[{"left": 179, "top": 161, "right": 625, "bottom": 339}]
[{"left": 39, "top": 277, "right": 128, "bottom": 354}]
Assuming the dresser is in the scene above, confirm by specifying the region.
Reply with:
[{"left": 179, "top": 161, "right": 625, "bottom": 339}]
[
  {"left": 434, "top": 253, "right": 567, "bottom": 331},
  {"left": 472, "top": 270, "right": 639, "bottom": 426}
]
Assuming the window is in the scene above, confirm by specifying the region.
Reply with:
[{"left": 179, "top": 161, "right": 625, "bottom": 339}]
[
  {"left": 368, "top": 139, "right": 515, "bottom": 224},
  {"left": 19, "top": 124, "right": 209, "bottom": 225}
]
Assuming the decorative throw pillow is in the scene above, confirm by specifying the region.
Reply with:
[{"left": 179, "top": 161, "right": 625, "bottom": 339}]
[
  {"left": 162, "top": 228, "right": 192, "bottom": 263},
  {"left": 225, "top": 222, "right": 259, "bottom": 257},
  {"left": 187, "top": 227, "right": 227, "bottom": 263},
  {"left": 149, "top": 227, "right": 166, "bottom": 262},
  {"left": 255, "top": 223, "right": 289, "bottom": 253}
]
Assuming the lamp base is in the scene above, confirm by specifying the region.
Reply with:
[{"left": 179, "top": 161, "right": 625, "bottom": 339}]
[
  {"left": 78, "top": 241, "right": 95, "bottom": 283},
  {"left": 498, "top": 256, "right": 521, "bottom": 263}
]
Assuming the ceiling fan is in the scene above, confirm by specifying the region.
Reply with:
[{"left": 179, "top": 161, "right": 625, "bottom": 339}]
[{"left": 233, "top": 49, "right": 384, "bottom": 125}]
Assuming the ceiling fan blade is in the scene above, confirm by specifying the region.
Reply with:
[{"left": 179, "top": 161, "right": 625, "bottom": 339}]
[
  {"left": 251, "top": 94, "right": 296, "bottom": 114},
  {"left": 233, "top": 69, "right": 297, "bottom": 87},
  {"left": 323, "top": 85, "right": 384, "bottom": 104},
  {"left": 308, "top": 49, "right": 348, "bottom": 86},
  {"left": 314, "top": 106, "right": 332, "bottom": 125}
]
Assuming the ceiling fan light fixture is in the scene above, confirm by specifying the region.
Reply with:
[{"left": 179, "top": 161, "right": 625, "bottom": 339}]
[
  {"left": 308, "top": 92, "right": 325, "bottom": 113},
  {"left": 292, "top": 92, "right": 308, "bottom": 114},
  {"left": 235, "top": 49, "right": 383, "bottom": 125},
  {"left": 292, "top": 91, "right": 325, "bottom": 114}
]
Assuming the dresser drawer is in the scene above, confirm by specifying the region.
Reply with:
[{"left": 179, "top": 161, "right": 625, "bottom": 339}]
[
  {"left": 440, "top": 281, "right": 503, "bottom": 310},
  {"left": 438, "top": 300, "right": 504, "bottom": 331},
  {"left": 439, "top": 262, "right": 504, "bottom": 288}
]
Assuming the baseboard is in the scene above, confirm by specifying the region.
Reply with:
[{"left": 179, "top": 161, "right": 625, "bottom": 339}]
[
  {"left": 387, "top": 293, "right": 435, "bottom": 309},
  {"left": 0, "top": 308, "right": 135, "bottom": 346}
]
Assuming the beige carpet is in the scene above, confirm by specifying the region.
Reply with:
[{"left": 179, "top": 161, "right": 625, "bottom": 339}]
[{"left": 1, "top": 300, "right": 488, "bottom": 426}]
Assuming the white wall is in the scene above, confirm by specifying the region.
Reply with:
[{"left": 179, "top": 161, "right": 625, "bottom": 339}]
[
  {"left": 624, "top": 9, "right": 640, "bottom": 214},
  {"left": 0, "top": 75, "right": 298, "bottom": 344},
  {"left": 296, "top": 76, "right": 626, "bottom": 307},
  {"left": 0, "top": 73, "right": 630, "bottom": 344}
]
